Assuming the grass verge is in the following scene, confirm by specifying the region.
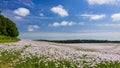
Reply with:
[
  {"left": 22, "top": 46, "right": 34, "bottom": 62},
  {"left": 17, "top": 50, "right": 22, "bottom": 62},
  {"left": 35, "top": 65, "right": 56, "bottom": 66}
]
[{"left": 0, "top": 35, "right": 20, "bottom": 43}]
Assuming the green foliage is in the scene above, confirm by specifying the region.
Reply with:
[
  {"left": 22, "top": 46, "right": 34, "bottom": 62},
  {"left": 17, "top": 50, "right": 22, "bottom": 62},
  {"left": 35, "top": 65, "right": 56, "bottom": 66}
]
[
  {"left": 0, "top": 50, "right": 21, "bottom": 68},
  {"left": 0, "top": 14, "right": 19, "bottom": 37},
  {"left": 94, "top": 61, "right": 120, "bottom": 68},
  {"left": 0, "top": 50, "right": 21, "bottom": 64},
  {"left": 0, "top": 35, "right": 20, "bottom": 43},
  {"left": 0, "top": 46, "right": 28, "bottom": 68},
  {"left": 15, "top": 56, "right": 77, "bottom": 68}
]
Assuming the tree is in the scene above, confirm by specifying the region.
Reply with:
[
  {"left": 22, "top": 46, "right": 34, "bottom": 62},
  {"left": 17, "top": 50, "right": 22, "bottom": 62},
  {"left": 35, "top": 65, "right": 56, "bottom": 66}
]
[{"left": 0, "top": 14, "right": 19, "bottom": 37}]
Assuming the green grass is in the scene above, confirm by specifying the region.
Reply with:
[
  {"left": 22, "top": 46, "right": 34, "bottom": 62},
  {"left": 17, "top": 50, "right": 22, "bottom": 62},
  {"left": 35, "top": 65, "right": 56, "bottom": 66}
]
[
  {"left": 0, "top": 50, "right": 21, "bottom": 68},
  {"left": 0, "top": 45, "right": 29, "bottom": 68},
  {"left": 0, "top": 35, "right": 20, "bottom": 43},
  {"left": 94, "top": 61, "right": 120, "bottom": 68}
]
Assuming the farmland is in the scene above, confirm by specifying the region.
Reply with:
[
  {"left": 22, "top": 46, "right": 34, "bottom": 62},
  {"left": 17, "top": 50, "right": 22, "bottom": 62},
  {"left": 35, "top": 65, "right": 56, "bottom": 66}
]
[{"left": 0, "top": 40, "right": 120, "bottom": 68}]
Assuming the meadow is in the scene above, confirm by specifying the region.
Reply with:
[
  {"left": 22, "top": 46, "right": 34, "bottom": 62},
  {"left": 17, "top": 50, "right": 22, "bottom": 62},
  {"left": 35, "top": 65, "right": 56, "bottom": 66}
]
[{"left": 0, "top": 40, "right": 120, "bottom": 68}]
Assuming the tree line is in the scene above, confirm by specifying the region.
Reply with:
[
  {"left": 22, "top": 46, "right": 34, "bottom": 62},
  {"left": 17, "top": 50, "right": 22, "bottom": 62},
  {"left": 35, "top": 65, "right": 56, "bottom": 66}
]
[{"left": 36, "top": 39, "right": 120, "bottom": 43}]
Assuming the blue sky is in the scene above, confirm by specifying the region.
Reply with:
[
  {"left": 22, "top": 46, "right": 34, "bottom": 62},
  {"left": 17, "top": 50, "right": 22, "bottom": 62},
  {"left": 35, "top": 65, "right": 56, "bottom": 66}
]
[{"left": 1, "top": 0, "right": 120, "bottom": 40}]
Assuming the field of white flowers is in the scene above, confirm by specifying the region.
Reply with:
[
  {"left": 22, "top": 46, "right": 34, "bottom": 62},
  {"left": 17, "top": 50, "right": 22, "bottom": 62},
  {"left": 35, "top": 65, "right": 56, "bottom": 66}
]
[{"left": 0, "top": 40, "right": 120, "bottom": 68}]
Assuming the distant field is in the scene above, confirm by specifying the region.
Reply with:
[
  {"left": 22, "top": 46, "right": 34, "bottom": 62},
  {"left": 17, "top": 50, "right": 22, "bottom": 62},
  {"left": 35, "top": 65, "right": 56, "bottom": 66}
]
[
  {"left": 0, "top": 40, "right": 120, "bottom": 68},
  {"left": 0, "top": 35, "right": 20, "bottom": 43}
]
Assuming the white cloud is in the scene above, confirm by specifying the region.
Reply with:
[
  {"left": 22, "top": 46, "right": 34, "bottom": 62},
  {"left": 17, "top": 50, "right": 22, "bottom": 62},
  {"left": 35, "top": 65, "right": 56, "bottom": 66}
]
[
  {"left": 87, "top": 0, "right": 120, "bottom": 5},
  {"left": 81, "top": 14, "right": 106, "bottom": 21},
  {"left": 68, "top": 22, "right": 76, "bottom": 26},
  {"left": 96, "top": 24, "right": 120, "bottom": 27},
  {"left": 50, "top": 21, "right": 76, "bottom": 27},
  {"left": 51, "top": 5, "right": 68, "bottom": 17},
  {"left": 61, "top": 21, "right": 69, "bottom": 26},
  {"left": 1, "top": 0, "right": 34, "bottom": 8},
  {"left": 52, "top": 22, "right": 60, "bottom": 27},
  {"left": 14, "top": 8, "right": 30, "bottom": 16},
  {"left": 27, "top": 16, "right": 53, "bottom": 20},
  {"left": 111, "top": 13, "right": 120, "bottom": 21},
  {"left": 21, "top": 0, "right": 34, "bottom": 8},
  {"left": 40, "top": 13, "right": 44, "bottom": 16},
  {"left": 15, "top": 16, "right": 22, "bottom": 19},
  {"left": 28, "top": 25, "right": 39, "bottom": 32}
]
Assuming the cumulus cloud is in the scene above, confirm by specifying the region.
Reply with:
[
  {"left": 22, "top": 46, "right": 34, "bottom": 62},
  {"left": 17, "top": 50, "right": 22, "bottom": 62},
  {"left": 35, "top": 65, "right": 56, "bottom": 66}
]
[
  {"left": 51, "top": 5, "right": 68, "bottom": 17},
  {"left": 28, "top": 25, "right": 39, "bottom": 32},
  {"left": 51, "top": 22, "right": 60, "bottom": 27},
  {"left": 50, "top": 21, "right": 76, "bottom": 27},
  {"left": 111, "top": 13, "right": 120, "bottom": 21},
  {"left": 14, "top": 8, "right": 30, "bottom": 16},
  {"left": 81, "top": 14, "right": 106, "bottom": 21},
  {"left": 87, "top": 0, "right": 120, "bottom": 5}
]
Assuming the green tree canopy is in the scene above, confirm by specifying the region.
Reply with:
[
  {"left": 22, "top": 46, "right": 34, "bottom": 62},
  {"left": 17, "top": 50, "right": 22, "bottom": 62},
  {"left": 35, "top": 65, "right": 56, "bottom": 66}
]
[{"left": 0, "top": 14, "right": 19, "bottom": 37}]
